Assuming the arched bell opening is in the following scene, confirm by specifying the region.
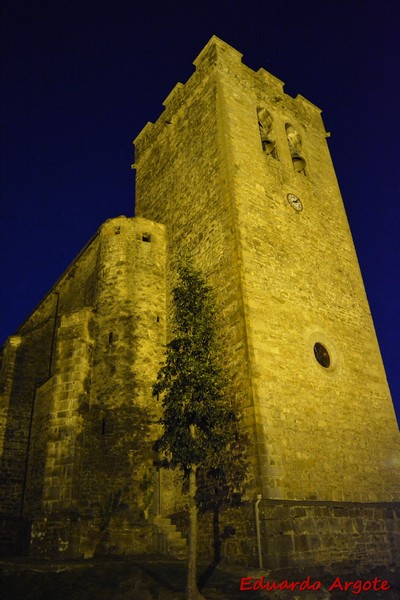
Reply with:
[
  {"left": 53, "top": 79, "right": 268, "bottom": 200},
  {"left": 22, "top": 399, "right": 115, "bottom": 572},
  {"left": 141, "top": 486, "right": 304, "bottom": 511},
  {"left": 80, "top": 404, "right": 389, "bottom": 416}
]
[
  {"left": 257, "top": 107, "right": 277, "bottom": 159},
  {"left": 286, "top": 123, "right": 307, "bottom": 175}
]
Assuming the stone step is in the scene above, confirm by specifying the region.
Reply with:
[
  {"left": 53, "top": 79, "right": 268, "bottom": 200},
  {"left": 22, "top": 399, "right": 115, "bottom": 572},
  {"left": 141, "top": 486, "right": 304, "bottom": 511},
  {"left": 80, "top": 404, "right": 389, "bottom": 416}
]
[{"left": 154, "top": 515, "right": 187, "bottom": 559}]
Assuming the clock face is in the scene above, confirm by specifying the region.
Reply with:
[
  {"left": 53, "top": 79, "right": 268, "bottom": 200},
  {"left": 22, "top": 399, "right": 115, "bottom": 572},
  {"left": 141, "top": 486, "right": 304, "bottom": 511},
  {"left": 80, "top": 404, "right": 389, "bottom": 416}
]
[{"left": 287, "top": 193, "right": 303, "bottom": 211}]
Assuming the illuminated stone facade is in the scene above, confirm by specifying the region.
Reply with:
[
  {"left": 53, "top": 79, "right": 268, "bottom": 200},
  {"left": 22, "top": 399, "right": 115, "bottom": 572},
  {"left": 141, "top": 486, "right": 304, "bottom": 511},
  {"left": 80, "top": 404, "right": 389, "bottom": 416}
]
[
  {"left": 1, "top": 37, "right": 399, "bottom": 570},
  {"left": 0, "top": 217, "right": 167, "bottom": 557}
]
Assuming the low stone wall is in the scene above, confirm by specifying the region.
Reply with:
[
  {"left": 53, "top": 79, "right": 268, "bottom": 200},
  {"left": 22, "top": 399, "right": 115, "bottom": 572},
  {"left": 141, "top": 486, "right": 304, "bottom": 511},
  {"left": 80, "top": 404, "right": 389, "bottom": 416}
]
[
  {"left": 184, "top": 500, "right": 400, "bottom": 573},
  {"left": 261, "top": 500, "right": 400, "bottom": 572}
]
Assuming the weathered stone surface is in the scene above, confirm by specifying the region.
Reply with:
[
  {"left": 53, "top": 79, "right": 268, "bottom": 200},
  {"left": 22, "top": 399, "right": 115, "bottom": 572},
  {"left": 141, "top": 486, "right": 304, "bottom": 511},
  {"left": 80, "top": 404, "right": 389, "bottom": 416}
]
[
  {"left": 136, "top": 36, "right": 400, "bottom": 505},
  {"left": 1, "top": 217, "right": 167, "bottom": 556}
]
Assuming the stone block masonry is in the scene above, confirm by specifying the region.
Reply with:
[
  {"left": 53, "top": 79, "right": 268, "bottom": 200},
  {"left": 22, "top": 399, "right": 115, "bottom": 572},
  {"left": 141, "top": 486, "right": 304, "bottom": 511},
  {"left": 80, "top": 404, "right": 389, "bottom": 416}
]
[
  {"left": 134, "top": 36, "right": 400, "bottom": 569},
  {"left": 1, "top": 216, "right": 167, "bottom": 556}
]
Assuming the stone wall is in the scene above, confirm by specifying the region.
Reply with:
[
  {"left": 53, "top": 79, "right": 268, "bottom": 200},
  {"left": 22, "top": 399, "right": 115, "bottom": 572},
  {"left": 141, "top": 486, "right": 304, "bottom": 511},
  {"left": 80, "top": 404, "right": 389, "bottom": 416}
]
[
  {"left": 0, "top": 308, "right": 55, "bottom": 552},
  {"left": 216, "top": 45, "right": 400, "bottom": 503},
  {"left": 1, "top": 216, "right": 167, "bottom": 557},
  {"left": 76, "top": 216, "right": 167, "bottom": 558},
  {"left": 193, "top": 500, "right": 400, "bottom": 573},
  {"left": 261, "top": 501, "right": 400, "bottom": 572},
  {"left": 137, "top": 35, "right": 400, "bottom": 504}
]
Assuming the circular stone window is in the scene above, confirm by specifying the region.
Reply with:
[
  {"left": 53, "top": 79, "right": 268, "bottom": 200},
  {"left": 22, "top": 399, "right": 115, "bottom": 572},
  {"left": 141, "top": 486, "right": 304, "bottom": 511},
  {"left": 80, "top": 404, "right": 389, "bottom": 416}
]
[{"left": 313, "top": 342, "right": 330, "bottom": 368}]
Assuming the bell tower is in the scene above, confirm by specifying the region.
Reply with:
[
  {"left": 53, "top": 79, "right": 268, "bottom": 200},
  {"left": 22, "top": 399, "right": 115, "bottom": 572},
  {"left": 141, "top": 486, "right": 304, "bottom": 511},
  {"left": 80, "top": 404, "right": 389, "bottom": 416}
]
[{"left": 134, "top": 37, "right": 400, "bottom": 569}]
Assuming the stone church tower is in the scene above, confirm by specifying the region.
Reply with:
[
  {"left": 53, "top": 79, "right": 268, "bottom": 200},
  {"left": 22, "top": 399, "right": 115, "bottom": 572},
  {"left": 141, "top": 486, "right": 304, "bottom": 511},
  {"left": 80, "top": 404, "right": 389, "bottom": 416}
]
[{"left": 1, "top": 36, "right": 399, "bottom": 571}]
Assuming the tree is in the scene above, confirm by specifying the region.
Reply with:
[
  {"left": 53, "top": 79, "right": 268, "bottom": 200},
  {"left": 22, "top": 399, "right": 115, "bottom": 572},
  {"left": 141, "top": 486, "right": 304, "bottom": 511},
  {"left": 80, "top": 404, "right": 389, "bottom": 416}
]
[
  {"left": 196, "top": 414, "right": 248, "bottom": 591},
  {"left": 153, "top": 256, "right": 246, "bottom": 600}
]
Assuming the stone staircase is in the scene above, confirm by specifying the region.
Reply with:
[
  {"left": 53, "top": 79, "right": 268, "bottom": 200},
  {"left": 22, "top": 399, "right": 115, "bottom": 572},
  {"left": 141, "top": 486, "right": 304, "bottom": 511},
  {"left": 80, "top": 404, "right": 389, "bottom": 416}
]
[{"left": 153, "top": 515, "right": 187, "bottom": 559}]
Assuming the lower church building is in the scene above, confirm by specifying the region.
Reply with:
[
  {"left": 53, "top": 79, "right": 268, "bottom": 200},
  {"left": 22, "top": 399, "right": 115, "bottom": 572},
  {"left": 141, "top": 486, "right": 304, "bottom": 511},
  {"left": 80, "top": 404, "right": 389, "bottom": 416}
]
[{"left": 1, "top": 37, "right": 399, "bottom": 571}]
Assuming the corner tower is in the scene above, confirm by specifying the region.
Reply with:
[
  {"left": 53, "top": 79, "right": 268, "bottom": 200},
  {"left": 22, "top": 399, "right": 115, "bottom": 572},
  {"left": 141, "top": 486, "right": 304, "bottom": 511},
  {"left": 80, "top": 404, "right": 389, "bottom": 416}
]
[{"left": 134, "top": 37, "right": 400, "bottom": 569}]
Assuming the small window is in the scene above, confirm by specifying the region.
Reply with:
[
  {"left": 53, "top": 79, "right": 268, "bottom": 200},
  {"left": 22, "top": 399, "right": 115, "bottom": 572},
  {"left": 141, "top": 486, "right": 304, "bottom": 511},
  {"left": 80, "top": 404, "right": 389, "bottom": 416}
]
[
  {"left": 156, "top": 316, "right": 160, "bottom": 323},
  {"left": 114, "top": 226, "right": 121, "bottom": 235},
  {"left": 313, "top": 342, "right": 330, "bottom": 368},
  {"left": 101, "top": 418, "right": 113, "bottom": 435},
  {"left": 108, "top": 332, "right": 118, "bottom": 344},
  {"left": 142, "top": 233, "right": 151, "bottom": 242}
]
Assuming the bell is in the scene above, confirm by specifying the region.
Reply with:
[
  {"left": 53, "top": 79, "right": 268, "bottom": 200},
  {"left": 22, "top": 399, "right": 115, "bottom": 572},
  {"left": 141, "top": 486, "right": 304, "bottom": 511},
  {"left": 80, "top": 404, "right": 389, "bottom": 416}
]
[
  {"left": 292, "top": 154, "right": 306, "bottom": 172},
  {"left": 262, "top": 139, "right": 275, "bottom": 155}
]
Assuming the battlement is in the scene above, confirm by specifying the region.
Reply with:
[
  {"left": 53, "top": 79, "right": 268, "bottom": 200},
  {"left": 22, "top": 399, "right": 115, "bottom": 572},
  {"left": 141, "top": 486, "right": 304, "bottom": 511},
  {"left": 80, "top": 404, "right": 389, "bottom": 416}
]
[
  {"left": 193, "top": 34, "right": 243, "bottom": 70},
  {"left": 134, "top": 36, "right": 324, "bottom": 160}
]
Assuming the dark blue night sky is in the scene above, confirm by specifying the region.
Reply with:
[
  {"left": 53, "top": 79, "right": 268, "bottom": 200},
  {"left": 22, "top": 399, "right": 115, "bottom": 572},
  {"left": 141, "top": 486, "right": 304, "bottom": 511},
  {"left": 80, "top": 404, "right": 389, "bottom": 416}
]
[{"left": 1, "top": 1, "right": 399, "bottom": 425}]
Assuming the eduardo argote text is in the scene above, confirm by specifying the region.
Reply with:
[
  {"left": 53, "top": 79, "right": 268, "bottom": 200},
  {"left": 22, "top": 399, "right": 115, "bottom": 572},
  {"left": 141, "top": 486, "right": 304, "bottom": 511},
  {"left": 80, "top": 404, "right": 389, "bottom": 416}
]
[{"left": 240, "top": 575, "right": 391, "bottom": 595}]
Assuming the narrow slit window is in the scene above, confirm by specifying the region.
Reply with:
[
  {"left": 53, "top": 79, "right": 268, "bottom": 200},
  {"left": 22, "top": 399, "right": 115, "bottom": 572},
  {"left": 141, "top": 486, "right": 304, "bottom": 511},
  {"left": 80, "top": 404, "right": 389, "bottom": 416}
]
[{"left": 101, "top": 418, "right": 113, "bottom": 435}]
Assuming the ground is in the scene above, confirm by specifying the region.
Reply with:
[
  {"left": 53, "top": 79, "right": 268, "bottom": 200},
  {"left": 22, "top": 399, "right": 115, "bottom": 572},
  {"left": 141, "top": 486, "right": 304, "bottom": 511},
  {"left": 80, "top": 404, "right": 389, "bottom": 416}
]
[{"left": 0, "top": 556, "right": 398, "bottom": 599}]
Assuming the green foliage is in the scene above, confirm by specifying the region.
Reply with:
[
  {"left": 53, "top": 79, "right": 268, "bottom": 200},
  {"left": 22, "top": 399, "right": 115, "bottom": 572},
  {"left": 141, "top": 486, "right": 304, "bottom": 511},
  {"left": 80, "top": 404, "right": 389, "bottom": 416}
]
[
  {"left": 196, "top": 413, "right": 248, "bottom": 513},
  {"left": 154, "top": 256, "right": 248, "bottom": 594},
  {"left": 153, "top": 256, "right": 244, "bottom": 481}
]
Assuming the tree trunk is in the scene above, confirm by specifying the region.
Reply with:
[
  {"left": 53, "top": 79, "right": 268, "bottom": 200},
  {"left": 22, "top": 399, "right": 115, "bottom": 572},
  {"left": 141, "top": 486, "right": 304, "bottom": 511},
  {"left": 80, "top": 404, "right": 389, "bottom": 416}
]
[
  {"left": 187, "top": 464, "right": 201, "bottom": 600},
  {"left": 213, "top": 501, "right": 221, "bottom": 564},
  {"left": 197, "top": 501, "right": 221, "bottom": 592}
]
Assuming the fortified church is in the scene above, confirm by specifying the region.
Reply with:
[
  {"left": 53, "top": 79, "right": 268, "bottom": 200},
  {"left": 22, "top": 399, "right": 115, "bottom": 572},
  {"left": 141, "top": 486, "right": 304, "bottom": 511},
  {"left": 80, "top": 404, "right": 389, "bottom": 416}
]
[{"left": 1, "top": 37, "right": 399, "bottom": 571}]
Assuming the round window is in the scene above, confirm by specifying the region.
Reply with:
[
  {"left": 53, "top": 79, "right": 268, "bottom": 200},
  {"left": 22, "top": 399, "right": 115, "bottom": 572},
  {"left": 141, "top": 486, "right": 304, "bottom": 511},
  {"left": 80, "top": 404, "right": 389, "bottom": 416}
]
[{"left": 313, "top": 342, "right": 330, "bottom": 368}]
